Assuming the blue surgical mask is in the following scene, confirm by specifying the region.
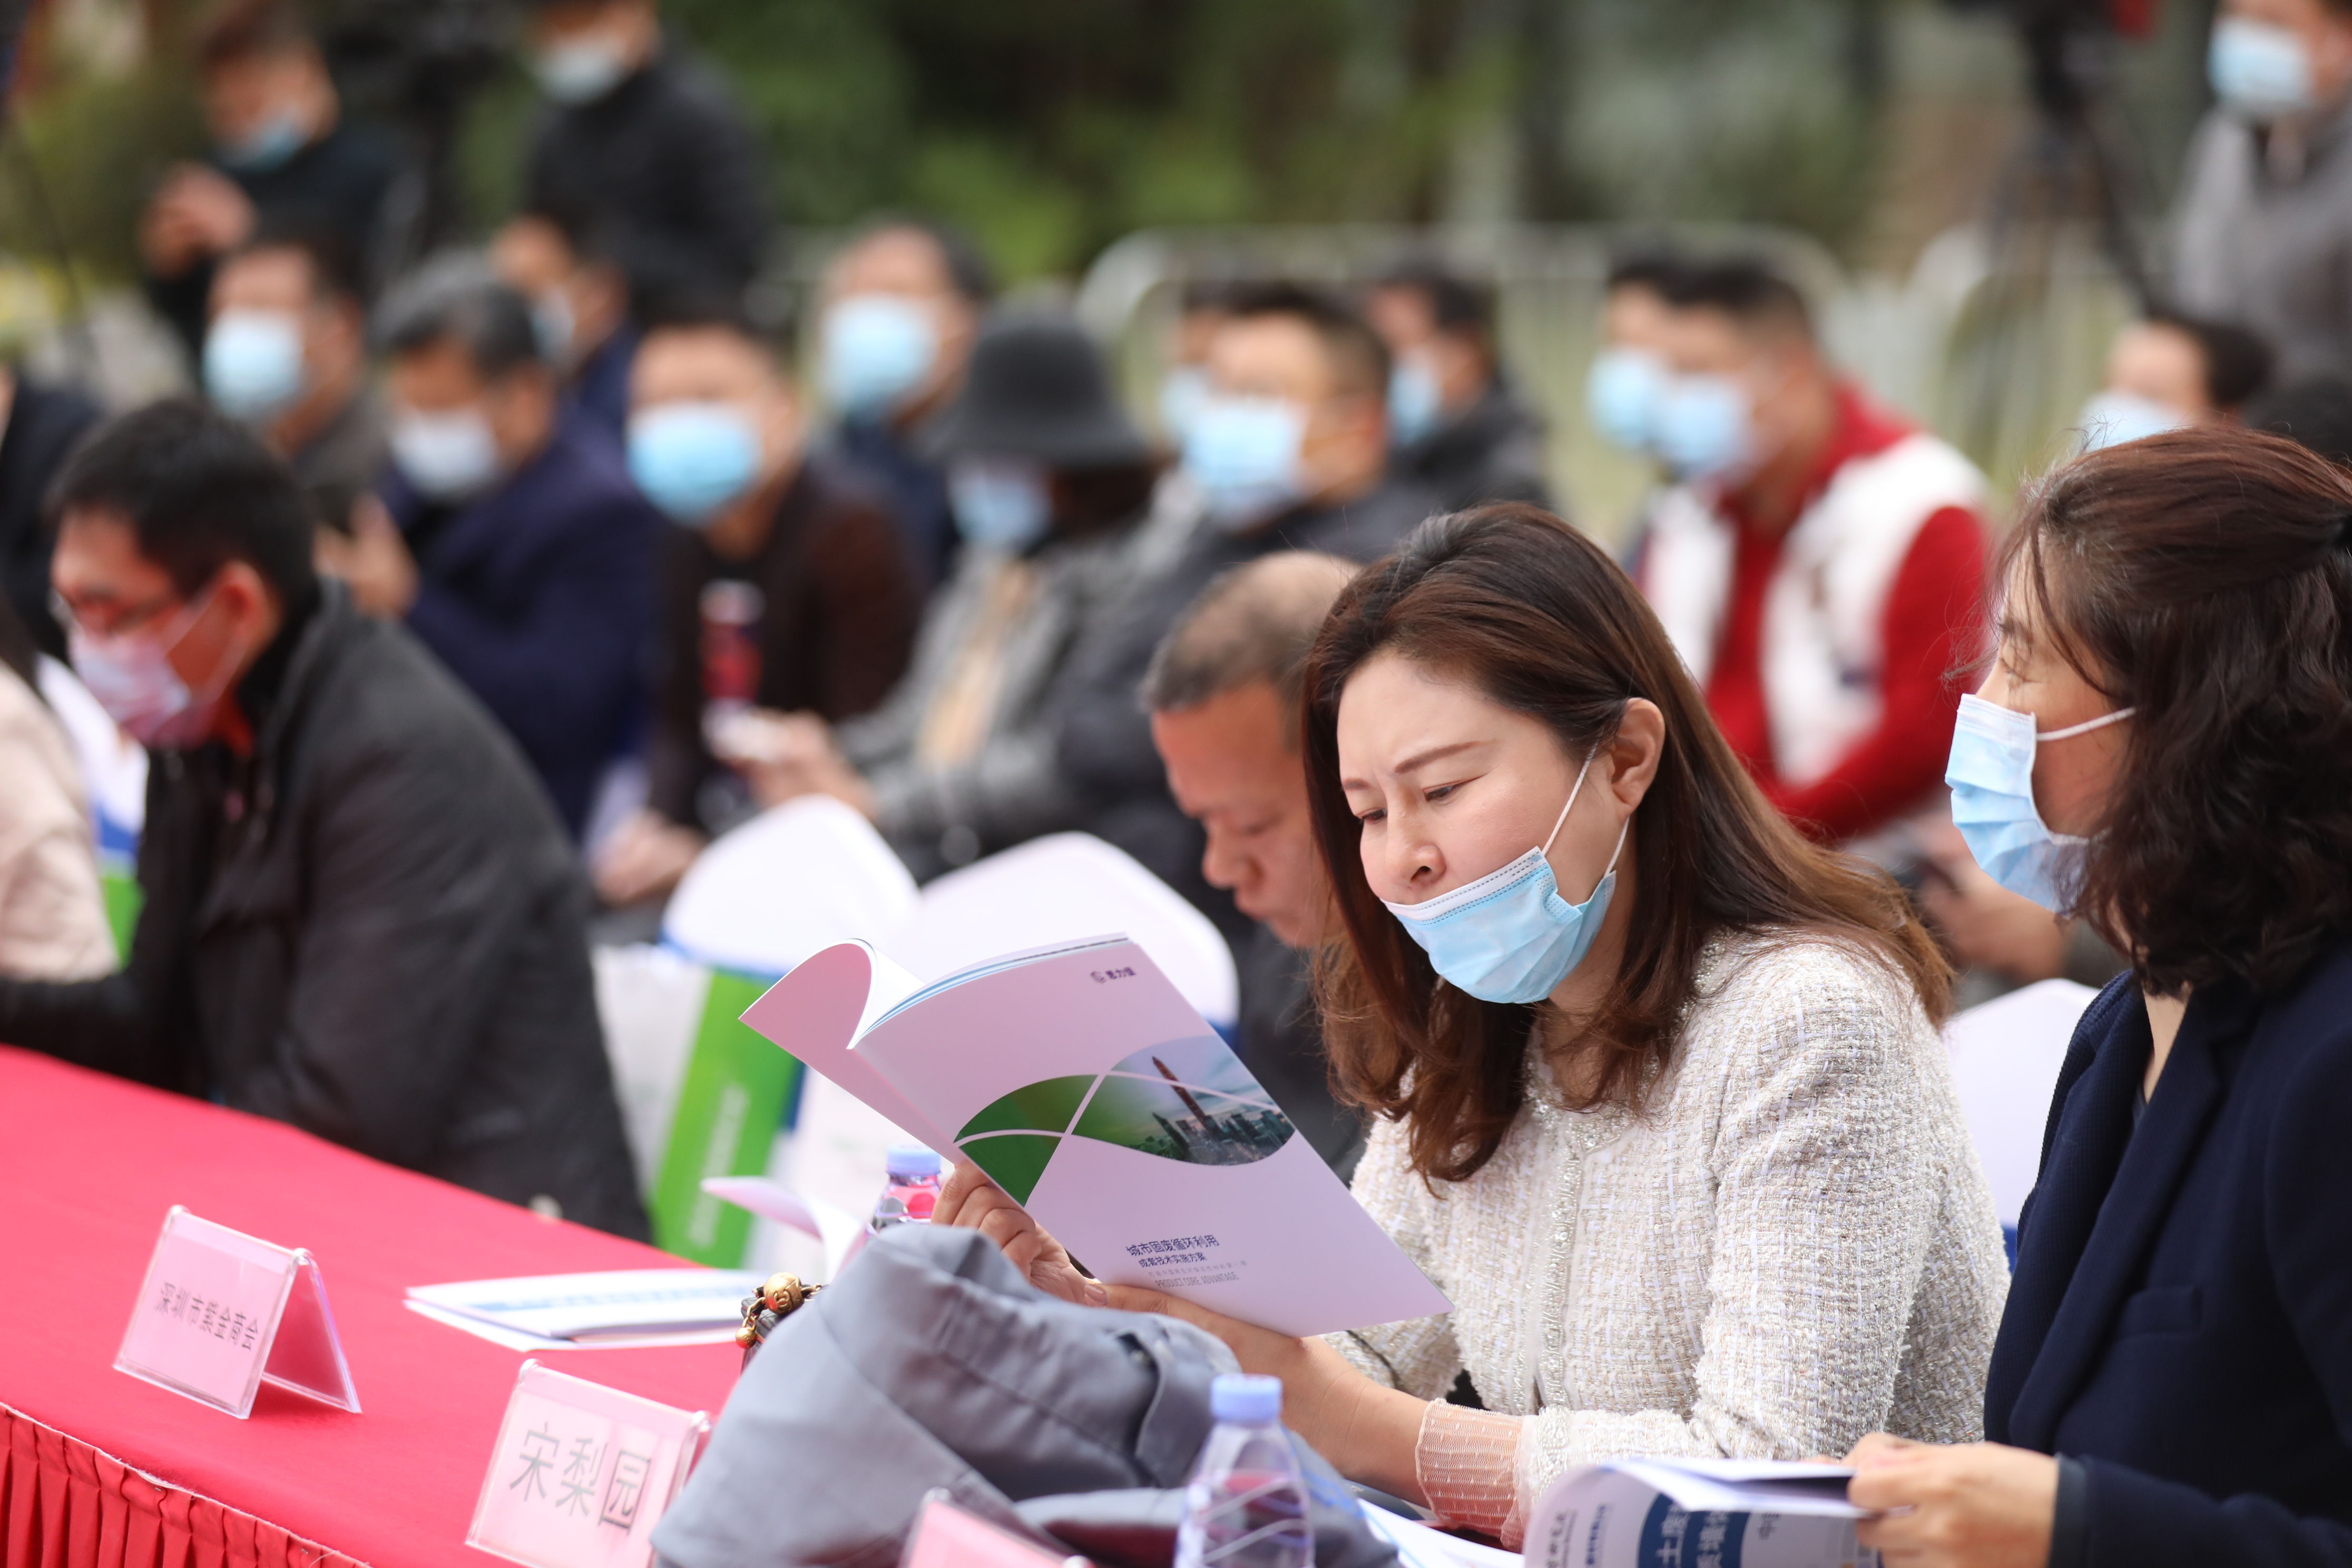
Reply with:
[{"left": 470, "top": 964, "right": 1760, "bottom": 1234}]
[
  {"left": 2079, "top": 390, "right": 2189, "bottom": 453},
  {"left": 217, "top": 107, "right": 308, "bottom": 172},
  {"left": 1183, "top": 395, "right": 1306, "bottom": 532},
  {"left": 1388, "top": 357, "right": 1444, "bottom": 448},
  {"left": 821, "top": 295, "right": 939, "bottom": 420},
  {"left": 1655, "top": 373, "right": 1757, "bottom": 482},
  {"left": 1945, "top": 692, "right": 2135, "bottom": 912},
  {"left": 1159, "top": 365, "right": 1212, "bottom": 443},
  {"left": 1585, "top": 347, "right": 1668, "bottom": 453},
  {"left": 203, "top": 309, "right": 306, "bottom": 420},
  {"left": 390, "top": 407, "right": 502, "bottom": 502},
  {"left": 950, "top": 456, "right": 1054, "bottom": 551},
  {"left": 2209, "top": 17, "right": 2317, "bottom": 122},
  {"left": 629, "top": 401, "right": 765, "bottom": 524},
  {"left": 1380, "top": 749, "right": 1630, "bottom": 1005},
  {"left": 533, "top": 290, "right": 577, "bottom": 367},
  {"left": 533, "top": 36, "right": 631, "bottom": 104}
]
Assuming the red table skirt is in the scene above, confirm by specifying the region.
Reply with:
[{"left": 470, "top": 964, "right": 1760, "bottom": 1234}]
[{"left": 2, "top": 1407, "right": 358, "bottom": 1568}]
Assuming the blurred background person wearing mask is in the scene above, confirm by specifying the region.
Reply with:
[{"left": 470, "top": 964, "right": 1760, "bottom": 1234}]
[
  {"left": 1635, "top": 257, "right": 1989, "bottom": 849},
  {"left": 1142, "top": 551, "right": 1366, "bottom": 1179},
  {"left": 2178, "top": 0, "right": 2352, "bottom": 381},
  {"left": 0, "top": 365, "right": 102, "bottom": 660},
  {"left": 519, "top": 0, "right": 770, "bottom": 311},
  {"left": 1156, "top": 281, "right": 1236, "bottom": 453},
  {"left": 1586, "top": 250, "right": 1690, "bottom": 569},
  {"left": 493, "top": 201, "right": 639, "bottom": 442},
  {"left": 139, "top": 0, "right": 403, "bottom": 362},
  {"left": 816, "top": 217, "right": 994, "bottom": 591},
  {"left": 2077, "top": 311, "right": 2275, "bottom": 448},
  {"left": 592, "top": 295, "right": 921, "bottom": 909},
  {"left": 2, "top": 401, "right": 645, "bottom": 1236},
  {"left": 731, "top": 312, "right": 1161, "bottom": 878},
  {"left": 1364, "top": 262, "right": 1551, "bottom": 513},
  {"left": 328, "top": 262, "right": 660, "bottom": 842},
  {"left": 1053, "top": 283, "right": 1437, "bottom": 942},
  {"left": 203, "top": 220, "right": 386, "bottom": 534},
  {"left": 0, "top": 594, "right": 111, "bottom": 982}
]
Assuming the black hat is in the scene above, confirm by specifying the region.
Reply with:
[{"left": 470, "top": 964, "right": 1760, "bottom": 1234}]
[{"left": 928, "top": 312, "right": 1148, "bottom": 469}]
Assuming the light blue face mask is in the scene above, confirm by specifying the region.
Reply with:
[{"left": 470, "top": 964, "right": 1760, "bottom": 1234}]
[
  {"left": 1159, "top": 366, "right": 1212, "bottom": 443},
  {"left": 1585, "top": 347, "right": 1668, "bottom": 453},
  {"left": 822, "top": 296, "right": 939, "bottom": 421},
  {"left": 203, "top": 309, "right": 306, "bottom": 419},
  {"left": 2077, "top": 389, "right": 2189, "bottom": 453},
  {"left": 2209, "top": 16, "right": 2317, "bottom": 122},
  {"left": 217, "top": 107, "right": 307, "bottom": 172},
  {"left": 1945, "top": 692, "right": 2134, "bottom": 912},
  {"left": 1654, "top": 372, "right": 1756, "bottom": 482},
  {"left": 1183, "top": 395, "right": 1307, "bottom": 532},
  {"left": 628, "top": 401, "right": 765, "bottom": 524},
  {"left": 1380, "top": 749, "right": 1631, "bottom": 1005},
  {"left": 949, "top": 456, "right": 1054, "bottom": 551},
  {"left": 1387, "top": 357, "right": 1444, "bottom": 448},
  {"left": 533, "top": 36, "right": 632, "bottom": 104}
]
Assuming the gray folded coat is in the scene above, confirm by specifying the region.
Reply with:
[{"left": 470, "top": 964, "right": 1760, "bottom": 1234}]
[{"left": 651, "top": 1224, "right": 1399, "bottom": 1568}]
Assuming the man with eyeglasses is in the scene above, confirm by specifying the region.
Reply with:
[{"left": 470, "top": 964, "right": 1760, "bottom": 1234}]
[{"left": 0, "top": 399, "right": 647, "bottom": 1239}]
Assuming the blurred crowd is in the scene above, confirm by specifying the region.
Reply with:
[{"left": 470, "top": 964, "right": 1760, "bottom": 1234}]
[{"left": 2, "top": 0, "right": 2351, "bottom": 1220}]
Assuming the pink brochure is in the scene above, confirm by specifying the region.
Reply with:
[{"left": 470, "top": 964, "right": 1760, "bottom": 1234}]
[
  {"left": 114, "top": 1205, "right": 360, "bottom": 1419},
  {"left": 467, "top": 1361, "right": 710, "bottom": 1568},
  {"left": 899, "top": 1496, "right": 1085, "bottom": 1568}
]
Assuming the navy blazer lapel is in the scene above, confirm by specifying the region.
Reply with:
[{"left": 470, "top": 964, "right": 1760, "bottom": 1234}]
[
  {"left": 2003, "top": 988, "right": 2236, "bottom": 1451},
  {"left": 1986, "top": 981, "right": 2143, "bottom": 1441}
]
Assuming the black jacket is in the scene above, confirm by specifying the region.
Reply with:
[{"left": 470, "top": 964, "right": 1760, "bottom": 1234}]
[
  {"left": 1389, "top": 381, "right": 1551, "bottom": 516},
  {"left": 1232, "top": 925, "right": 1363, "bottom": 1181},
  {"left": 384, "top": 415, "right": 663, "bottom": 840},
  {"left": 1988, "top": 941, "right": 2352, "bottom": 1566},
  {"left": 0, "top": 375, "right": 101, "bottom": 659},
  {"left": 523, "top": 53, "right": 770, "bottom": 303},
  {"left": 0, "top": 584, "right": 648, "bottom": 1238},
  {"left": 1052, "top": 478, "right": 1439, "bottom": 943}
]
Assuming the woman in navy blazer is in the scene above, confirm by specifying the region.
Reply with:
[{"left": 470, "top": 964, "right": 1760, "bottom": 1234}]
[{"left": 1842, "top": 426, "right": 2352, "bottom": 1567}]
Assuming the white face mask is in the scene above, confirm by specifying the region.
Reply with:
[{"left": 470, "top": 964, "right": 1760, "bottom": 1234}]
[
  {"left": 390, "top": 407, "right": 502, "bottom": 502},
  {"left": 533, "top": 34, "right": 632, "bottom": 104}
]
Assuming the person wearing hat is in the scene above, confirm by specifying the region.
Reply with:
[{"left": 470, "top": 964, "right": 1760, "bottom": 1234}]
[
  {"left": 592, "top": 292, "right": 923, "bottom": 908},
  {"left": 727, "top": 310, "right": 1164, "bottom": 879}
]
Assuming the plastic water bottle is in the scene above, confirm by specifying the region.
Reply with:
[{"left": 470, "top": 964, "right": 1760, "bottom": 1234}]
[
  {"left": 870, "top": 1143, "right": 942, "bottom": 1233},
  {"left": 1176, "top": 1374, "right": 1314, "bottom": 1568}
]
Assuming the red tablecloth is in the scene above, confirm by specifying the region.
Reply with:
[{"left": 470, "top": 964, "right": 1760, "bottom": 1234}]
[{"left": 0, "top": 1046, "right": 743, "bottom": 1568}]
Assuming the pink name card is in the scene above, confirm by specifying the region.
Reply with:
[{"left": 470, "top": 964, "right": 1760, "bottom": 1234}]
[
  {"left": 467, "top": 1361, "right": 710, "bottom": 1568},
  {"left": 900, "top": 1496, "right": 1088, "bottom": 1568},
  {"left": 114, "top": 1206, "right": 361, "bottom": 1419}
]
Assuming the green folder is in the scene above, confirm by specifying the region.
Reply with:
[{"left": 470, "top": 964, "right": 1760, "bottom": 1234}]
[{"left": 646, "top": 966, "right": 805, "bottom": 1266}]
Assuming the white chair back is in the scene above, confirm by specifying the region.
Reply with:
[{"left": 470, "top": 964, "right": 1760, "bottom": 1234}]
[
  {"left": 1944, "top": 978, "right": 2100, "bottom": 1231},
  {"left": 662, "top": 795, "right": 919, "bottom": 977}
]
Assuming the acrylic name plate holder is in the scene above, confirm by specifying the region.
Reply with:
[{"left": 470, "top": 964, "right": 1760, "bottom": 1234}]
[
  {"left": 114, "top": 1206, "right": 361, "bottom": 1419},
  {"left": 468, "top": 1361, "right": 710, "bottom": 1568}
]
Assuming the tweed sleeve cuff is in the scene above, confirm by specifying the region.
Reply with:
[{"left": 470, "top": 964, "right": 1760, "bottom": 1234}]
[{"left": 1415, "top": 1401, "right": 1525, "bottom": 1546}]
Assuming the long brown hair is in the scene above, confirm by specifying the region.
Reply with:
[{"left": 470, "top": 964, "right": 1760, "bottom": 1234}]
[
  {"left": 2005, "top": 426, "right": 2352, "bottom": 996},
  {"left": 1301, "top": 505, "right": 1950, "bottom": 1182}
]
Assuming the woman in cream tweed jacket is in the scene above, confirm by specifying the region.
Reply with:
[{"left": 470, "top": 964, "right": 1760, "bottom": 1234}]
[{"left": 1332, "top": 931, "right": 2006, "bottom": 1537}]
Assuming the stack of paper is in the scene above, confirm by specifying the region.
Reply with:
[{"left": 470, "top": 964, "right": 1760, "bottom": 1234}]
[{"left": 405, "top": 1269, "right": 764, "bottom": 1351}]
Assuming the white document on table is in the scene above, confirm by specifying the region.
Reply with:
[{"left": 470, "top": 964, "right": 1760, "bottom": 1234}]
[{"left": 405, "top": 1269, "right": 761, "bottom": 1347}]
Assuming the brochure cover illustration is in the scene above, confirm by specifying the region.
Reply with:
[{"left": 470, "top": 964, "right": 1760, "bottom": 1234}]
[{"left": 739, "top": 936, "right": 1450, "bottom": 1337}]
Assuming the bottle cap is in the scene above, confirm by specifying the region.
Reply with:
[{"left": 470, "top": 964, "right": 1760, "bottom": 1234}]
[
  {"left": 1210, "top": 1372, "right": 1282, "bottom": 1424},
  {"left": 885, "top": 1142, "right": 942, "bottom": 1180}
]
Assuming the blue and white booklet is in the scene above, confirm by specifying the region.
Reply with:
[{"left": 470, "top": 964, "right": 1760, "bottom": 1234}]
[
  {"left": 1522, "top": 1459, "right": 1878, "bottom": 1568},
  {"left": 739, "top": 936, "right": 1450, "bottom": 1337}
]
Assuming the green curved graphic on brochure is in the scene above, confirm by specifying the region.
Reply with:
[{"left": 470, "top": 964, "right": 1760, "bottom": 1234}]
[{"left": 955, "top": 1038, "right": 1295, "bottom": 1203}]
